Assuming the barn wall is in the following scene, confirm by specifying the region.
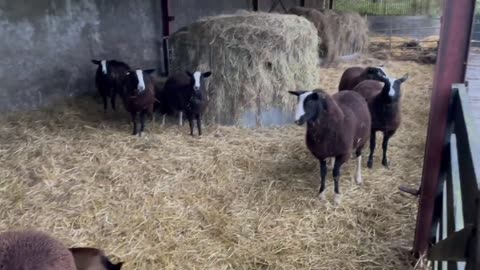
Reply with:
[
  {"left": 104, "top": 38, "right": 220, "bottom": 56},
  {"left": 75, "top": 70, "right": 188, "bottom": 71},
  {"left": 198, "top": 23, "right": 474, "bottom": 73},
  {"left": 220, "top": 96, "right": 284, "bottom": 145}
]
[
  {"left": 0, "top": 0, "right": 162, "bottom": 112},
  {"left": 0, "top": 0, "right": 306, "bottom": 112}
]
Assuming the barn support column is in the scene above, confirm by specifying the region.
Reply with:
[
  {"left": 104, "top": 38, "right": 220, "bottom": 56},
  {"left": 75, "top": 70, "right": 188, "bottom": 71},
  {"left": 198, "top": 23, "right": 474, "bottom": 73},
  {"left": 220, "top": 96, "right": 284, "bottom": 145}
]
[
  {"left": 161, "top": 0, "right": 174, "bottom": 76},
  {"left": 412, "top": 0, "right": 476, "bottom": 258}
]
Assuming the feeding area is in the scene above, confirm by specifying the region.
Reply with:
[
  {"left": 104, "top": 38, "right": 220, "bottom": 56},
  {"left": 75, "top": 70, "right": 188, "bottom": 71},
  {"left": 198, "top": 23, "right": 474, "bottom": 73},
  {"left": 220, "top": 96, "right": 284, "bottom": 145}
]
[{"left": 0, "top": 55, "right": 433, "bottom": 268}]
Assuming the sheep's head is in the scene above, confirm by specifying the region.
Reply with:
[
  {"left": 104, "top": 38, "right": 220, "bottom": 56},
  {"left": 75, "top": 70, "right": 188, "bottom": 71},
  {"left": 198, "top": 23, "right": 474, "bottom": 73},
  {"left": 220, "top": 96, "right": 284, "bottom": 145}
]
[
  {"left": 365, "top": 66, "right": 388, "bottom": 81},
  {"left": 289, "top": 90, "right": 327, "bottom": 125}
]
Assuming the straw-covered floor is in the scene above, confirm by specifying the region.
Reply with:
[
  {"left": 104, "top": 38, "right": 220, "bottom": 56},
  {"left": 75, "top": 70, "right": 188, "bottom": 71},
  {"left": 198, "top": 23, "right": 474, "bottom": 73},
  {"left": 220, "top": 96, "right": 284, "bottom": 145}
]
[{"left": 0, "top": 58, "right": 433, "bottom": 269}]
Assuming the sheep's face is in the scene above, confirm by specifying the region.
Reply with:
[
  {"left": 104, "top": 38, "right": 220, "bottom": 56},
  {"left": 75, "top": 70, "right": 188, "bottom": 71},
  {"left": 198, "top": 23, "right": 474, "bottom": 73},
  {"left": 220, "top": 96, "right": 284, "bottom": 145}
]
[
  {"left": 186, "top": 71, "right": 212, "bottom": 97},
  {"left": 365, "top": 66, "right": 388, "bottom": 81},
  {"left": 384, "top": 73, "right": 409, "bottom": 102},
  {"left": 92, "top": 59, "right": 109, "bottom": 75},
  {"left": 289, "top": 91, "right": 321, "bottom": 125},
  {"left": 124, "top": 69, "right": 155, "bottom": 96}
]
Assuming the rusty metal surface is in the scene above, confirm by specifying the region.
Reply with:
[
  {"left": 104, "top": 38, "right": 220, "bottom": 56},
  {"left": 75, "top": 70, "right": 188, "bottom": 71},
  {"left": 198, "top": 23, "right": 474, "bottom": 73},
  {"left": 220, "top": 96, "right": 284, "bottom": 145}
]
[{"left": 413, "top": 0, "right": 476, "bottom": 257}]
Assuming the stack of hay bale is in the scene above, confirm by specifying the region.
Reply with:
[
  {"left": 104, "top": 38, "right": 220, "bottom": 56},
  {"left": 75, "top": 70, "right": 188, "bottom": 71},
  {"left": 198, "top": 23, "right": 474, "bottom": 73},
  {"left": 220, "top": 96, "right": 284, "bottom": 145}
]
[
  {"left": 288, "top": 7, "right": 369, "bottom": 63},
  {"left": 169, "top": 11, "right": 320, "bottom": 127}
]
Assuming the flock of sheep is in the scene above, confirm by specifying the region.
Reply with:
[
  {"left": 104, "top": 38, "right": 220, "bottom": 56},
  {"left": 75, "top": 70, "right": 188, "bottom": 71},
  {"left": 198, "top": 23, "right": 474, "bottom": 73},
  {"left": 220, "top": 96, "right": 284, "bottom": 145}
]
[
  {"left": 0, "top": 61, "right": 408, "bottom": 268},
  {"left": 290, "top": 65, "right": 408, "bottom": 204},
  {"left": 91, "top": 59, "right": 212, "bottom": 137}
]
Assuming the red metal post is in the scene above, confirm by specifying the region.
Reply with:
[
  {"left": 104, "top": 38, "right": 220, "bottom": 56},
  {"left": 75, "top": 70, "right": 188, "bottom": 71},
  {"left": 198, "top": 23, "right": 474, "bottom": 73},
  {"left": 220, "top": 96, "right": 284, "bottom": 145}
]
[{"left": 413, "top": 0, "right": 476, "bottom": 256}]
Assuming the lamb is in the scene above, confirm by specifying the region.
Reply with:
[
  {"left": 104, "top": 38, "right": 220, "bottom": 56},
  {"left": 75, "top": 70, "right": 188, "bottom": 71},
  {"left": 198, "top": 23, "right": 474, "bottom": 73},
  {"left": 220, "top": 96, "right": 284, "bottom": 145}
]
[
  {"left": 350, "top": 73, "right": 409, "bottom": 168},
  {"left": 289, "top": 89, "right": 371, "bottom": 204},
  {"left": 91, "top": 59, "right": 131, "bottom": 113},
  {"left": 156, "top": 70, "right": 212, "bottom": 136},
  {"left": 0, "top": 230, "right": 76, "bottom": 270},
  {"left": 122, "top": 69, "right": 156, "bottom": 136},
  {"left": 338, "top": 66, "right": 388, "bottom": 91}
]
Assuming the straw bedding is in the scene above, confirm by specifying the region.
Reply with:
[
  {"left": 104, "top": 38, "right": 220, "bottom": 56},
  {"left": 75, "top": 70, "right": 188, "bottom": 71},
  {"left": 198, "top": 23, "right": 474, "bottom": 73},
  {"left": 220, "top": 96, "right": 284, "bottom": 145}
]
[
  {"left": 288, "top": 7, "right": 369, "bottom": 63},
  {"left": 168, "top": 12, "right": 320, "bottom": 126},
  {"left": 0, "top": 58, "right": 433, "bottom": 269}
]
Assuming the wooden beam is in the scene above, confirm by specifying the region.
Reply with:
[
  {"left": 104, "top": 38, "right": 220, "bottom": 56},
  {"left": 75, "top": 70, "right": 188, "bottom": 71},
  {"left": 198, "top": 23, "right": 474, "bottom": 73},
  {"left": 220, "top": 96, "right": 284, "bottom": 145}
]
[{"left": 413, "top": 0, "right": 476, "bottom": 257}]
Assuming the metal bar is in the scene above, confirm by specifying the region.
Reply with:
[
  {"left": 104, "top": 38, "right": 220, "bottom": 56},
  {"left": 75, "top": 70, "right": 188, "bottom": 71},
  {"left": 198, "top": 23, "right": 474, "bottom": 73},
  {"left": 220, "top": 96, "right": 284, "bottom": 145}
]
[
  {"left": 253, "top": 0, "right": 258, "bottom": 11},
  {"left": 300, "top": 0, "right": 305, "bottom": 7},
  {"left": 428, "top": 226, "right": 473, "bottom": 261},
  {"left": 442, "top": 176, "right": 448, "bottom": 269},
  {"left": 328, "top": 0, "right": 333, "bottom": 9},
  {"left": 450, "top": 133, "right": 467, "bottom": 270},
  {"left": 413, "top": 0, "right": 476, "bottom": 257}
]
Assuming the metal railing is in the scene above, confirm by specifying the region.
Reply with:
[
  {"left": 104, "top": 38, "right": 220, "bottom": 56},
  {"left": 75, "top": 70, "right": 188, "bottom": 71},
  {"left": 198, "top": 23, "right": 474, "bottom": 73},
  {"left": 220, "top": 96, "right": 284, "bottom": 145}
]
[{"left": 427, "top": 84, "right": 480, "bottom": 270}]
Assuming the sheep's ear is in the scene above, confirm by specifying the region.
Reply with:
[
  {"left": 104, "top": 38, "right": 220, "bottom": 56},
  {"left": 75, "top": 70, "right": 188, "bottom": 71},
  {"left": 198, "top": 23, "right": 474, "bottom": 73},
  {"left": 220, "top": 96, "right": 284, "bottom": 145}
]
[
  {"left": 143, "top": 69, "right": 156, "bottom": 75},
  {"left": 91, "top": 60, "right": 101, "bottom": 65},
  {"left": 288, "top": 90, "right": 306, "bottom": 96},
  {"left": 203, "top": 71, "right": 212, "bottom": 78},
  {"left": 399, "top": 73, "right": 409, "bottom": 83},
  {"left": 186, "top": 71, "right": 193, "bottom": 77}
]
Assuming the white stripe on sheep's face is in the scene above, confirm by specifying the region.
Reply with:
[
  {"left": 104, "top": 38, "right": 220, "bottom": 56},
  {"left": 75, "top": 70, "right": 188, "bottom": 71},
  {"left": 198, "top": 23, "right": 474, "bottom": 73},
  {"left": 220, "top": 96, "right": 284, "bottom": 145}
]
[
  {"left": 289, "top": 90, "right": 321, "bottom": 126},
  {"left": 135, "top": 70, "right": 146, "bottom": 92},
  {"left": 385, "top": 73, "right": 409, "bottom": 101},
  {"left": 101, "top": 60, "right": 107, "bottom": 74},
  {"left": 187, "top": 70, "right": 212, "bottom": 93}
]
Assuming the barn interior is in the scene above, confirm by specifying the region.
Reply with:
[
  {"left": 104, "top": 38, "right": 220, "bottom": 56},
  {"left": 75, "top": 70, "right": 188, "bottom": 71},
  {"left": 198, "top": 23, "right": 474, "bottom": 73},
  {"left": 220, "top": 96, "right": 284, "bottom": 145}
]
[{"left": 0, "top": 0, "right": 477, "bottom": 269}]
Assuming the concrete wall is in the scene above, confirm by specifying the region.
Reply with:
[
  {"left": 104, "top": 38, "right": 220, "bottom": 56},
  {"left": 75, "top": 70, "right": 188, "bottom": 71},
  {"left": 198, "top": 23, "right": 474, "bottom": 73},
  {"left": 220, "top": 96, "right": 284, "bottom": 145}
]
[
  {"left": 0, "top": 0, "right": 308, "bottom": 112},
  {"left": 0, "top": 0, "right": 162, "bottom": 112}
]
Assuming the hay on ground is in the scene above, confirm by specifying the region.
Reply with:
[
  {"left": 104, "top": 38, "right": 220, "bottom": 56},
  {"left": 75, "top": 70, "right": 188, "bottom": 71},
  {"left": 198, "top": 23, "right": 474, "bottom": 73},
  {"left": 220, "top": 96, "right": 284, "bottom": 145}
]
[
  {"left": 288, "top": 7, "right": 369, "bottom": 63},
  {"left": 168, "top": 11, "right": 320, "bottom": 126},
  {"left": 0, "top": 58, "right": 434, "bottom": 269}
]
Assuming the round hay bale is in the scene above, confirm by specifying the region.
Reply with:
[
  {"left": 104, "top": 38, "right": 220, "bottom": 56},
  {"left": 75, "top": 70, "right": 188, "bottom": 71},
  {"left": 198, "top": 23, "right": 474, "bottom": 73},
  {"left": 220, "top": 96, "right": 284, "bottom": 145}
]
[
  {"left": 169, "top": 12, "right": 320, "bottom": 127},
  {"left": 288, "top": 7, "right": 369, "bottom": 63}
]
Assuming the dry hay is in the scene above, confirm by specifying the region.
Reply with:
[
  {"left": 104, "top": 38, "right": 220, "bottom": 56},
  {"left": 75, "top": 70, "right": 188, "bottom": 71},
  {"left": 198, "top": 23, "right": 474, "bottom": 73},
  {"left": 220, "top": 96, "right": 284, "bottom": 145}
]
[
  {"left": 288, "top": 7, "right": 369, "bottom": 63},
  {"left": 0, "top": 58, "right": 434, "bottom": 269},
  {"left": 168, "top": 11, "right": 319, "bottom": 126}
]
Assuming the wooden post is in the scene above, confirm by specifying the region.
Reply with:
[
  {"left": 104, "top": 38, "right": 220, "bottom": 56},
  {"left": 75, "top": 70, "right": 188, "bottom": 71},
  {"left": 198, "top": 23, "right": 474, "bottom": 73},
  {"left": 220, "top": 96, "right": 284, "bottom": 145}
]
[{"left": 413, "top": 0, "right": 476, "bottom": 258}]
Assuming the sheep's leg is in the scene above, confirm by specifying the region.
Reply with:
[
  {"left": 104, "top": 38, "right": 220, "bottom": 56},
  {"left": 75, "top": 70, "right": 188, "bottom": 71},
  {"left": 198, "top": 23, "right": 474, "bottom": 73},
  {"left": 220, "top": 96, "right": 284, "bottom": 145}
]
[
  {"left": 382, "top": 130, "right": 395, "bottom": 169},
  {"left": 354, "top": 148, "right": 363, "bottom": 185},
  {"left": 187, "top": 113, "right": 194, "bottom": 136},
  {"left": 131, "top": 111, "right": 138, "bottom": 136},
  {"left": 196, "top": 114, "right": 202, "bottom": 136},
  {"left": 333, "top": 156, "right": 347, "bottom": 205},
  {"left": 161, "top": 114, "right": 166, "bottom": 127},
  {"left": 367, "top": 130, "right": 376, "bottom": 169},
  {"left": 102, "top": 95, "right": 108, "bottom": 113},
  {"left": 179, "top": 111, "right": 183, "bottom": 126},
  {"left": 139, "top": 111, "right": 146, "bottom": 137},
  {"left": 318, "top": 160, "right": 328, "bottom": 200},
  {"left": 111, "top": 91, "right": 117, "bottom": 111},
  {"left": 330, "top": 158, "right": 335, "bottom": 168}
]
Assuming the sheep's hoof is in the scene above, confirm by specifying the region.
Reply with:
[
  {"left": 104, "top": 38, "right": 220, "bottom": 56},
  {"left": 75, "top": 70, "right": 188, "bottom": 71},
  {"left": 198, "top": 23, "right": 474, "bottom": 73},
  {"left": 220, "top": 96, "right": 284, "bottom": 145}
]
[
  {"left": 382, "top": 159, "right": 390, "bottom": 169},
  {"left": 367, "top": 159, "right": 373, "bottom": 169},
  {"left": 334, "top": 193, "right": 342, "bottom": 205},
  {"left": 355, "top": 176, "right": 363, "bottom": 185},
  {"left": 318, "top": 191, "right": 326, "bottom": 201}
]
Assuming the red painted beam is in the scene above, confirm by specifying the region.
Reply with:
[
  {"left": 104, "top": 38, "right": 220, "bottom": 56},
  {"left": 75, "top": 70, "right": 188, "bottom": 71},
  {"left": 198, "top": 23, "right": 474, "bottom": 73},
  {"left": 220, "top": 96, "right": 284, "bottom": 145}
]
[{"left": 413, "top": 0, "right": 476, "bottom": 256}]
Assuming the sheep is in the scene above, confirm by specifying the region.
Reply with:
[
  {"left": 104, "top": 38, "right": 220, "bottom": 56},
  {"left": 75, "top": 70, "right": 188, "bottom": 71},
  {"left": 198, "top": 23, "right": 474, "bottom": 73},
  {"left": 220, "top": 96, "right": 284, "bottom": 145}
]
[
  {"left": 289, "top": 89, "right": 371, "bottom": 204},
  {"left": 350, "top": 73, "right": 409, "bottom": 169},
  {"left": 122, "top": 69, "right": 156, "bottom": 136},
  {"left": 0, "top": 230, "right": 76, "bottom": 270},
  {"left": 156, "top": 70, "right": 212, "bottom": 136},
  {"left": 91, "top": 59, "right": 131, "bottom": 113},
  {"left": 70, "top": 247, "right": 123, "bottom": 270},
  {"left": 338, "top": 66, "right": 388, "bottom": 91}
]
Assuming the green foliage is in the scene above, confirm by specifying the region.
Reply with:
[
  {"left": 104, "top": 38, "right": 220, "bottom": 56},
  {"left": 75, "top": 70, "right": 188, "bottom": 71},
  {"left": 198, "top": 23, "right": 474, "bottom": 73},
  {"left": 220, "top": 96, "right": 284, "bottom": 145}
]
[{"left": 333, "top": 0, "right": 441, "bottom": 16}]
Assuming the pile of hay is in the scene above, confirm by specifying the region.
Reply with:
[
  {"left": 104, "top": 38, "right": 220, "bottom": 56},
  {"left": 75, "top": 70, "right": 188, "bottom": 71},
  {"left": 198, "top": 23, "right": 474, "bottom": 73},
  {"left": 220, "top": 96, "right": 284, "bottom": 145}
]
[
  {"left": 168, "top": 11, "right": 320, "bottom": 126},
  {"left": 288, "top": 7, "right": 369, "bottom": 63},
  {"left": 0, "top": 58, "right": 434, "bottom": 269}
]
